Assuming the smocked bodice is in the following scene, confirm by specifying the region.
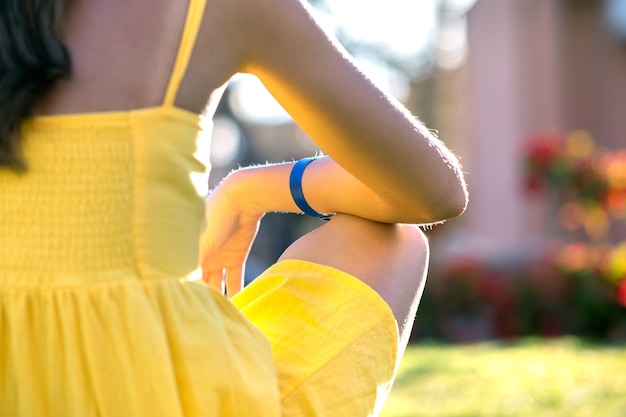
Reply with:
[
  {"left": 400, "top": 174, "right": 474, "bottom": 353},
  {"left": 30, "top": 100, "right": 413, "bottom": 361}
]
[{"left": 0, "top": 107, "right": 210, "bottom": 286}]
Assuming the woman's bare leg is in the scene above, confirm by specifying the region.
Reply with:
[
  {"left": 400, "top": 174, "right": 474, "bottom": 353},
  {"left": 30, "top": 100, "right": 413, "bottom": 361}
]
[{"left": 278, "top": 213, "right": 429, "bottom": 355}]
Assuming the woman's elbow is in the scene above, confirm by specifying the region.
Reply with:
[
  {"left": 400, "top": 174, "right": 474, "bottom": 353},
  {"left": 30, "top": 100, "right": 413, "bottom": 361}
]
[
  {"left": 406, "top": 179, "right": 468, "bottom": 224},
  {"left": 445, "top": 176, "right": 469, "bottom": 214},
  {"left": 436, "top": 185, "right": 468, "bottom": 220}
]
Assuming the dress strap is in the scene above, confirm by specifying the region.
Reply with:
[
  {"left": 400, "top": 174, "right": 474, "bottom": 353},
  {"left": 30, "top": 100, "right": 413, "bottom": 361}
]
[{"left": 162, "top": 0, "right": 208, "bottom": 106}]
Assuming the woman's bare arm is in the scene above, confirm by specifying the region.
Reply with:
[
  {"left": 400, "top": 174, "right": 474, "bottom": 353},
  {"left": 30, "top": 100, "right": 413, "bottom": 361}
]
[
  {"left": 228, "top": 0, "right": 467, "bottom": 223},
  {"left": 200, "top": 0, "right": 468, "bottom": 293}
]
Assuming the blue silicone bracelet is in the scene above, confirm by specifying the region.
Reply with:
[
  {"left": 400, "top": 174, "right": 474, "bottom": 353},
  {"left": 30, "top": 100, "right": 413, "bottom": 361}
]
[{"left": 289, "top": 157, "right": 333, "bottom": 221}]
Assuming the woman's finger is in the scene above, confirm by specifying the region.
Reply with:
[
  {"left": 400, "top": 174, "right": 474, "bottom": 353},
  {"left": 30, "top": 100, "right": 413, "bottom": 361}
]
[
  {"left": 225, "top": 267, "right": 243, "bottom": 297},
  {"left": 203, "top": 265, "right": 225, "bottom": 294}
]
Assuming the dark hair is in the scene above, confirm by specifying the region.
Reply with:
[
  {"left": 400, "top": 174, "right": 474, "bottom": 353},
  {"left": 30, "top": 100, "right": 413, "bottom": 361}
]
[{"left": 0, "top": 0, "right": 71, "bottom": 170}]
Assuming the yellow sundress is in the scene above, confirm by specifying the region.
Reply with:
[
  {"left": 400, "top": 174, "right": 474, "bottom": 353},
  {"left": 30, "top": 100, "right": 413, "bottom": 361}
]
[{"left": 0, "top": 0, "right": 399, "bottom": 415}]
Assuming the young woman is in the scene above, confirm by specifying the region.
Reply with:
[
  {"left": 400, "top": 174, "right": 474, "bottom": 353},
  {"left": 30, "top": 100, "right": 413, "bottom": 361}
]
[{"left": 0, "top": 0, "right": 467, "bottom": 415}]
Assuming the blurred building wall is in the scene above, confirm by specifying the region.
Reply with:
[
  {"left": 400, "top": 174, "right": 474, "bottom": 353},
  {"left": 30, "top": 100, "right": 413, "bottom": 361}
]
[{"left": 444, "top": 0, "right": 626, "bottom": 259}]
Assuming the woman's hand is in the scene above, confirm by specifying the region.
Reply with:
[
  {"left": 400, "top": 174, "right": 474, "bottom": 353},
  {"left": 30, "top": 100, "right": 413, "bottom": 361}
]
[{"left": 199, "top": 176, "right": 264, "bottom": 297}]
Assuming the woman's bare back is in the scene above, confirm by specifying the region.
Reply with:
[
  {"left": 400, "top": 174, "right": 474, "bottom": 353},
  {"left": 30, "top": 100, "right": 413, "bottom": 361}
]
[{"left": 33, "top": 0, "right": 239, "bottom": 117}]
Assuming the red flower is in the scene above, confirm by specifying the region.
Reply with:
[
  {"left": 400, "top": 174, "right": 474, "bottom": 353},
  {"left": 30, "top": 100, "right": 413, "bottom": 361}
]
[
  {"left": 617, "top": 280, "right": 626, "bottom": 307},
  {"left": 605, "top": 190, "right": 626, "bottom": 218}
]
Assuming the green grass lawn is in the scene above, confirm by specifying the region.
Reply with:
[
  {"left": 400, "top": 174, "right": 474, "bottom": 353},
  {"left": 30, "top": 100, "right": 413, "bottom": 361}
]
[{"left": 381, "top": 338, "right": 626, "bottom": 417}]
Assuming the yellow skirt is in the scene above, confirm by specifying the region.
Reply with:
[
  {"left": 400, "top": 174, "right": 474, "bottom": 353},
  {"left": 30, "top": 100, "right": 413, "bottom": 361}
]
[
  {"left": 235, "top": 260, "right": 399, "bottom": 417},
  {"left": 0, "top": 260, "right": 398, "bottom": 416}
]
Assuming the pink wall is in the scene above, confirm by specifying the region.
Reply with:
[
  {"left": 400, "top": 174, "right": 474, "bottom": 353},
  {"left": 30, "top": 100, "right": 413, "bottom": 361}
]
[
  {"left": 455, "top": 0, "right": 626, "bottom": 258},
  {"left": 457, "top": 0, "right": 558, "bottom": 257}
]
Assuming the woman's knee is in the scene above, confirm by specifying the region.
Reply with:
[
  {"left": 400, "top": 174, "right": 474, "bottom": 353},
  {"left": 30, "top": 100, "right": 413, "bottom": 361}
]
[
  {"left": 278, "top": 214, "right": 429, "bottom": 323},
  {"left": 278, "top": 214, "right": 427, "bottom": 274}
]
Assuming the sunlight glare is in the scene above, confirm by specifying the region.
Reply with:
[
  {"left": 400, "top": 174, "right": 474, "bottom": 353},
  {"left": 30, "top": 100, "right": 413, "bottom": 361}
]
[{"left": 326, "top": 0, "right": 437, "bottom": 59}]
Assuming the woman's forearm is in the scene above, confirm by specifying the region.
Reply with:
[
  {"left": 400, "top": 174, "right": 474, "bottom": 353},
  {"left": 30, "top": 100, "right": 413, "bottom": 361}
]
[{"left": 222, "top": 155, "right": 460, "bottom": 225}]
